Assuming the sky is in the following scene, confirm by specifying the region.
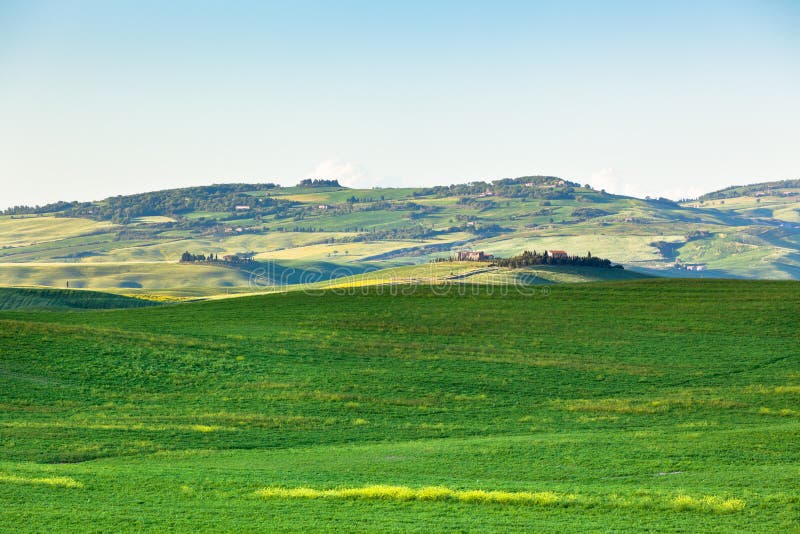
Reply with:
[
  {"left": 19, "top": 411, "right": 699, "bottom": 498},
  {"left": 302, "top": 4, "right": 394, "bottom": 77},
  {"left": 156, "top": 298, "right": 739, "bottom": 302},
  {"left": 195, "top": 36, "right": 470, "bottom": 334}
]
[{"left": 1, "top": 0, "right": 798, "bottom": 208}]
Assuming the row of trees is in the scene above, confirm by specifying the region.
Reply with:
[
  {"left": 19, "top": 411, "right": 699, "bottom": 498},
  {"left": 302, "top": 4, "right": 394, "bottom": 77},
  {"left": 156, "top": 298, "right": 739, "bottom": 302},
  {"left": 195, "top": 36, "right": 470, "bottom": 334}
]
[
  {"left": 180, "top": 252, "right": 219, "bottom": 262},
  {"left": 298, "top": 179, "right": 341, "bottom": 188},
  {"left": 492, "top": 250, "right": 622, "bottom": 269},
  {"left": 413, "top": 176, "right": 584, "bottom": 201},
  {"left": 2, "top": 184, "right": 286, "bottom": 223},
  {"left": 180, "top": 251, "right": 256, "bottom": 264}
]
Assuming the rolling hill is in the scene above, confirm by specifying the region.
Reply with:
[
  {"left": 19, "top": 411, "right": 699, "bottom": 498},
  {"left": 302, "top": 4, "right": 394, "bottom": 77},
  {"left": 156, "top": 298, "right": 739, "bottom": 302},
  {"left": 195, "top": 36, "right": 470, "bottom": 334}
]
[
  {"left": 1, "top": 280, "right": 798, "bottom": 531},
  {"left": 2, "top": 176, "right": 799, "bottom": 294},
  {"left": 0, "top": 287, "right": 158, "bottom": 310}
]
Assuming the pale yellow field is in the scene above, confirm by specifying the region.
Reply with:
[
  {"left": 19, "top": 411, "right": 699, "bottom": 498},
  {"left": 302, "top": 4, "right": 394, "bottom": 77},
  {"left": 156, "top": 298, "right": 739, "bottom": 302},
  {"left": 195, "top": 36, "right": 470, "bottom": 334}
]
[
  {"left": 773, "top": 206, "right": 800, "bottom": 223},
  {"left": 132, "top": 216, "right": 177, "bottom": 224},
  {"left": 0, "top": 262, "right": 252, "bottom": 289},
  {"left": 274, "top": 193, "right": 332, "bottom": 203},
  {"left": 318, "top": 262, "right": 483, "bottom": 288},
  {"left": 255, "top": 233, "right": 471, "bottom": 262},
  {"left": 0, "top": 217, "right": 115, "bottom": 248},
  {"left": 255, "top": 240, "right": 422, "bottom": 261},
  {"left": 82, "top": 232, "right": 351, "bottom": 263}
]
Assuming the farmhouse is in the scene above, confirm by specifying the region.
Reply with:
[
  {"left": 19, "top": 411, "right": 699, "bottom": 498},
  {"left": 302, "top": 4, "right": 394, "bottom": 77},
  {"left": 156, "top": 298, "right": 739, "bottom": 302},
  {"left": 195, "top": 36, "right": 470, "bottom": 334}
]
[
  {"left": 235, "top": 205, "right": 251, "bottom": 210},
  {"left": 457, "top": 250, "right": 490, "bottom": 261},
  {"left": 548, "top": 250, "right": 569, "bottom": 259},
  {"left": 674, "top": 262, "right": 707, "bottom": 272}
]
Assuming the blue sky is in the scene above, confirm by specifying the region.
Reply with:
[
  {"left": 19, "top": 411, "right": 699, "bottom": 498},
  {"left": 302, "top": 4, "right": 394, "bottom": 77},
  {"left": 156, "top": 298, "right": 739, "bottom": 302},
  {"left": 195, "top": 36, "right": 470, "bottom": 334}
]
[{"left": 1, "top": 0, "right": 798, "bottom": 207}]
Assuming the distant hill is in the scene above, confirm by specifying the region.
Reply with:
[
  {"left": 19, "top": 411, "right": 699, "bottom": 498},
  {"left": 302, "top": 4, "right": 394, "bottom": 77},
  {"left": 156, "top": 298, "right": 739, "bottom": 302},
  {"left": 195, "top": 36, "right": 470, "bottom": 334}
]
[
  {"left": 1, "top": 176, "right": 799, "bottom": 290},
  {"left": 698, "top": 179, "right": 800, "bottom": 201}
]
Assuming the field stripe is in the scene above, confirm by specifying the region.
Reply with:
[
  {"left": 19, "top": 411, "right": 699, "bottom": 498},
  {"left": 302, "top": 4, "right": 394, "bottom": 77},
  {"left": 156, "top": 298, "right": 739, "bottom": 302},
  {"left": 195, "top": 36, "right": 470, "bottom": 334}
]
[{"left": 254, "top": 485, "right": 745, "bottom": 513}]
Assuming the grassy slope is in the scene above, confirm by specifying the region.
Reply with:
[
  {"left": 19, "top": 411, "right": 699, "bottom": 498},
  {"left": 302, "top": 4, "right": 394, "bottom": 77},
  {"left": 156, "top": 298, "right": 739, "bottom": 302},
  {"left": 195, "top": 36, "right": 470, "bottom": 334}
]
[
  {"left": 0, "top": 216, "right": 115, "bottom": 248},
  {"left": 314, "top": 262, "right": 650, "bottom": 289},
  {"left": 0, "top": 280, "right": 798, "bottom": 531},
  {"left": 0, "top": 287, "right": 157, "bottom": 310},
  {"left": 0, "top": 262, "right": 256, "bottom": 289},
  {"left": 0, "top": 261, "right": 646, "bottom": 297}
]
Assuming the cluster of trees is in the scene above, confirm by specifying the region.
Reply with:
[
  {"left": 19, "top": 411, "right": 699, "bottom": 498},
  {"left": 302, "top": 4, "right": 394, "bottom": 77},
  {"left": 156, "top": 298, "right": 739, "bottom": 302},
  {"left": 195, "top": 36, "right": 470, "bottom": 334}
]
[
  {"left": 180, "top": 251, "right": 221, "bottom": 262},
  {"left": 457, "top": 197, "right": 498, "bottom": 211},
  {"left": 1, "top": 201, "right": 81, "bottom": 216},
  {"left": 72, "top": 185, "right": 286, "bottom": 223},
  {"left": 180, "top": 251, "right": 256, "bottom": 264},
  {"left": 348, "top": 200, "right": 426, "bottom": 211},
  {"left": 413, "top": 176, "right": 583, "bottom": 201},
  {"left": 298, "top": 179, "right": 341, "bottom": 188},
  {"left": 492, "top": 250, "right": 622, "bottom": 269},
  {"left": 2, "top": 184, "right": 286, "bottom": 224},
  {"left": 345, "top": 195, "right": 377, "bottom": 203},
  {"left": 571, "top": 207, "right": 611, "bottom": 220},
  {"left": 686, "top": 230, "right": 712, "bottom": 241}
]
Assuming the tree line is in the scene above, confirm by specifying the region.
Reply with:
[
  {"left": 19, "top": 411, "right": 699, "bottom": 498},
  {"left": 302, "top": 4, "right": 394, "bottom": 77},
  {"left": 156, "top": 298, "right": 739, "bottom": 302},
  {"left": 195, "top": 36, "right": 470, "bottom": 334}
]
[
  {"left": 412, "top": 176, "right": 585, "bottom": 201},
  {"left": 298, "top": 179, "right": 341, "bottom": 187},
  {"left": 2, "top": 183, "right": 285, "bottom": 223},
  {"left": 491, "top": 250, "right": 622, "bottom": 269}
]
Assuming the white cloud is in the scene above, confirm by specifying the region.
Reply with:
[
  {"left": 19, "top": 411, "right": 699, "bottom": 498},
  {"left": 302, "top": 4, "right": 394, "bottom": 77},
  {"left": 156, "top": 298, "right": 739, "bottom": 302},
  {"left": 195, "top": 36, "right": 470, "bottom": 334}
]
[
  {"left": 586, "top": 168, "right": 704, "bottom": 201},
  {"left": 308, "top": 159, "right": 379, "bottom": 188}
]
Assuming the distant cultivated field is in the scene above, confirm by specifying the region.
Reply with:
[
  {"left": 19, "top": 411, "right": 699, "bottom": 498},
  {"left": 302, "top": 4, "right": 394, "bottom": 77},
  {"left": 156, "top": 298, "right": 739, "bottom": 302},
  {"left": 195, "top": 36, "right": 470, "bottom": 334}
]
[
  {"left": 0, "top": 262, "right": 254, "bottom": 289},
  {"left": 0, "top": 216, "right": 115, "bottom": 248},
  {"left": 78, "top": 232, "right": 353, "bottom": 263},
  {"left": 0, "top": 280, "right": 798, "bottom": 531}
]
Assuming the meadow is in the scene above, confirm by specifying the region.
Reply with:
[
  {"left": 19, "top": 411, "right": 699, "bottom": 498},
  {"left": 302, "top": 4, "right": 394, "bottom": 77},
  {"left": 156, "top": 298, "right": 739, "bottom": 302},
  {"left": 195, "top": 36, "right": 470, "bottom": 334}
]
[
  {"left": 0, "top": 287, "right": 156, "bottom": 310},
  {"left": 1, "top": 280, "right": 798, "bottom": 531}
]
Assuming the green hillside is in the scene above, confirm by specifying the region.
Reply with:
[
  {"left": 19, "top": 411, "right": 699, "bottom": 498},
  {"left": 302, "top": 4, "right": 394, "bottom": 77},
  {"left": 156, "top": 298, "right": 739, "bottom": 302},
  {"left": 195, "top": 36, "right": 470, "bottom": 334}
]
[
  {"left": 0, "top": 287, "right": 158, "bottom": 310},
  {"left": 1, "top": 280, "right": 798, "bottom": 531},
  {"left": 309, "top": 262, "right": 651, "bottom": 291},
  {"left": 2, "top": 177, "right": 800, "bottom": 293}
]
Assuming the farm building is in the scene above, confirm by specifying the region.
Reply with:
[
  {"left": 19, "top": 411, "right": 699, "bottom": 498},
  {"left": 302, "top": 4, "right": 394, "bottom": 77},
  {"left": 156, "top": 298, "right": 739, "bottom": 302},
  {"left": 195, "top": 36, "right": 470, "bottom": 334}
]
[
  {"left": 548, "top": 250, "right": 569, "bottom": 259},
  {"left": 457, "top": 250, "right": 491, "bottom": 261},
  {"left": 674, "top": 262, "right": 707, "bottom": 272}
]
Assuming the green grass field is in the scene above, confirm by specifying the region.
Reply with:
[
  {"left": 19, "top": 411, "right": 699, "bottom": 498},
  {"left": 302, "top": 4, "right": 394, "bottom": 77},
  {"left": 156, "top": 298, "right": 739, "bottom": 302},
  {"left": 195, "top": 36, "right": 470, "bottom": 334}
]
[
  {"left": 0, "top": 287, "right": 157, "bottom": 310},
  {"left": 1, "top": 280, "right": 798, "bottom": 531}
]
